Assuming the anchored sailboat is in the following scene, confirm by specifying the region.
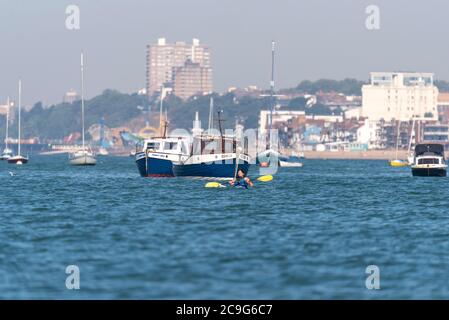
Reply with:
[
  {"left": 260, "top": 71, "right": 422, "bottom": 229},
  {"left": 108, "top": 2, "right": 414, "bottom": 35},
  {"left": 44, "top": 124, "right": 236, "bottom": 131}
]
[
  {"left": 8, "top": 81, "right": 28, "bottom": 165},
  {"left": 389, "top": 120, "right": 408, "bottom": 167},
  {"left": 69, "top": 52, "right": 97, "bottom": 166},
  {"left": 257, "top": 41, "right": 302, "bottom": 168},
  {"left": 1, "top": 97, "right": 13, "bottom": 160},
  {"left": 407, "top": 117, "right": 416, "bottom": 165}
]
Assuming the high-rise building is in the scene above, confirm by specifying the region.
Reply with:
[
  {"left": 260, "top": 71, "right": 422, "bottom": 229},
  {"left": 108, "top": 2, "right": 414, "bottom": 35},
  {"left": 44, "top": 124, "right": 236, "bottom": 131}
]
[
  {"left": 146, "top": 38, "right": 212, "bottom": 99},
  {"left": 173, "top": 60, "right": 213, "bottom": 100},
  {"left": 362, "top": 72, "right": 439, "bottom": 121}
]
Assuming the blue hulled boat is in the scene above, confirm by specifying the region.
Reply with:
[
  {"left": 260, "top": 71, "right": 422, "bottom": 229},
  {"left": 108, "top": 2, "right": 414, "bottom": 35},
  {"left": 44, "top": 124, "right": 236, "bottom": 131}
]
[
  {"left": 135, "top": 137, "right": 190, "bottom": 177},
  {"left": 172, "top": 134, "right": 251, "bottom": 179}
]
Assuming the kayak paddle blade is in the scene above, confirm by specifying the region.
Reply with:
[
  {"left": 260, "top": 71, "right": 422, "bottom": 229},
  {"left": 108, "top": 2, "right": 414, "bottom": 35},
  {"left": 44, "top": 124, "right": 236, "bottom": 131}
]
[
  {"left": 205, "top": 182, "right": 224, "bottom": 188},
  {"left": 257, "top": 175, "right": 273, "bottom": 182}
]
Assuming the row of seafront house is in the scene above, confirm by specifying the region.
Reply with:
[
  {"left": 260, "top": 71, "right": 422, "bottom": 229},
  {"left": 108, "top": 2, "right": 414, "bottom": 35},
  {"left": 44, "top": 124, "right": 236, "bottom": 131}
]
[
  {"left": 1, "top": 70, "right": 448, "bottom": 155},
  {"left": 257, "top": 72, "right": 449, "bottom": 153},
  {"left": 144, "top": 37, "right": 449, "bottom": 153}
]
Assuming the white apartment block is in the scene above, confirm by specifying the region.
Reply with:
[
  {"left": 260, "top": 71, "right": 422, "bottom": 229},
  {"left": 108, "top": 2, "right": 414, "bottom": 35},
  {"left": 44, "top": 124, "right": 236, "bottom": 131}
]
[
  {"left": 356, "top": 119, "right": 383, "bottom": 149},
  {"left": 259, "top": 110, "right": 306, "bottom": 135},
  {"left": 362, "top": 72, "right": 439, "bottom": 121},
  {"left": 146, "top": 38, "right": 212, "bottom": 97}
]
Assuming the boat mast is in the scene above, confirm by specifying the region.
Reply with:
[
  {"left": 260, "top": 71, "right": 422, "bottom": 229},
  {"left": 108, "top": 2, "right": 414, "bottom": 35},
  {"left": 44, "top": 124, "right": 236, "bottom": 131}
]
[
  {"left": 217, "top": 110, "right": 225, "bottom": 153},
  {"left": 407, "top": 117, "right": 416, "bottom": 154},
  {"left": 99, "top": 117, "right": 105, "bottom": 147},
  {"left": 163, "top": 109, "right": 168, "bottom": 138},
  {"left": 159, "top": 85, "right": 164, "bottom": 136},
  {"left": 268, "top": 40, "right": 276, "bottom": 150},
  {"left": 81, "top": 52, "right": 85, "bottom": 151},
  {"left": 5, "top": 96, "right": 9, "bottom": 150},
  {"left": 395, "top": 119, "right": 401, "bottom": 159},
  {"left": 18, "top": 80, "right": 21, "bottom": 156},
  {"left": 208, "top": 97, "right": 214, "bottom": 132}
]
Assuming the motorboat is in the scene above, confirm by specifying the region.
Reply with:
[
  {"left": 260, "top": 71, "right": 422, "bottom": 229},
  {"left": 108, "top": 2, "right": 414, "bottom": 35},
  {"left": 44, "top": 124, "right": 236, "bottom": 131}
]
[{"left": 411, "top": 144, "right": 447, "bottom": 177}]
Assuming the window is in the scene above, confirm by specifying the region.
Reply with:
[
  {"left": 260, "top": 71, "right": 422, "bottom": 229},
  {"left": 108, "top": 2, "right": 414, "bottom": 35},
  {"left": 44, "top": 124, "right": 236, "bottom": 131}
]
[
  {"left": 418, "top": 158, "right": 439, "bottom": 165},
  {"left": 146, "top": 142, "right": 160, "bottom": 150},
  {"left": 164, "top": 142, "right": 178, "bottom": 150}
]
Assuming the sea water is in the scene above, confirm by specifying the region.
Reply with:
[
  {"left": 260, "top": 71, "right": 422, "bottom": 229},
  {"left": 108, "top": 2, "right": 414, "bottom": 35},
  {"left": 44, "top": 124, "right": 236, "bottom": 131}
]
[{"left": 1, "top": 155, "right": 449, "bottom": 299}]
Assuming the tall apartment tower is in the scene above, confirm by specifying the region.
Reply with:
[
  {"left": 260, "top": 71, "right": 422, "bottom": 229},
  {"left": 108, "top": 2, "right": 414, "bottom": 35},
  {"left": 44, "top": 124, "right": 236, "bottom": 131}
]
[
  {"left": 146, "top": 38, "right": 213, "bottom": 99},
  {"left": 362, "top": 72, "right": 439, "bottom": 121},
  {"left": 173, "top": 60, "right": 213, "bottom": 100}
]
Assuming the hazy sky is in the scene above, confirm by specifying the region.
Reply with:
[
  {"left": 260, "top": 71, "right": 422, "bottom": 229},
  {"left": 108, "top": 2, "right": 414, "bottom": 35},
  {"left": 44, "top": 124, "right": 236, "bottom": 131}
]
[{"left": 1, "top": 0, "right": 449, "bottom": 105}]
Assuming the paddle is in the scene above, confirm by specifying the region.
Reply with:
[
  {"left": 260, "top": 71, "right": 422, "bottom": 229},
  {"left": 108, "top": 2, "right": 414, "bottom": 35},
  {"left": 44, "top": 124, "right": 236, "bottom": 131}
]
[
  {"left": 205, "top": 182, "right": 225, "bottom": 188},
  {"left": 257, "top": 174, "right": 273, "bottom": 182},
  {"left": 233, "top": 146, "right": 242, "bottom": 181},
  {"left": 204, "top": 175, "right": 274, "bottom": 188}
]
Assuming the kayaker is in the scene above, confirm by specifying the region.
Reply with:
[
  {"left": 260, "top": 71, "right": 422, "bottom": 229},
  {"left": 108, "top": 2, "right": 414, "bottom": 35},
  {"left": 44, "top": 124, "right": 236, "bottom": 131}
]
[{"left": 230, "top": 169, "right": 254, "bottom": 188}]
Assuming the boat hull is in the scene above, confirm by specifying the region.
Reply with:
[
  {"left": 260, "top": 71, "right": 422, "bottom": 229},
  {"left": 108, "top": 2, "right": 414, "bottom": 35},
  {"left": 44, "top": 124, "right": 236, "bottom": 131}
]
[
  {"left": 70, "top": 155, "right": 97, "bottom": 166},
  {"left": 135, "top": 152, "right": 174, "bottom": 177},
  {"left": 390, "top": 160, "right": 408, "bottom": 167},
  {"left": 279, "top": 160, "right": 303, "bottom": 167},
  {"left": 7, "top": 156, "right": 29, "bottom": 164},
  {"left": 1, "top": 149, "right": 13, "bottom": 160},
  {"left": 173, "top": 160, "right": 250, "bottom": 179},
  {"left": 412, "top": 167, "right": 447, "bottom": 177}
]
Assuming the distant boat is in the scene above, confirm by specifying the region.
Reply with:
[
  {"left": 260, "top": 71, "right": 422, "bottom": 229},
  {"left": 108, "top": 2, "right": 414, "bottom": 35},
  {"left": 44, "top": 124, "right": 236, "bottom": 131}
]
[
  {"left": 135, "top": 136, "right": 189, "bottom": 177},
  {"left": 172, "top": 112, "right": 250, "bottom": 179},
  {"left": 172, "top": 133, "right": 250, "bottom": 179},
  {"left": 258, "top": 149, "right": 303, "bottom": 167},
  {"left": 8, "top": 80, "right": 29, "bottom": 165},
  {"left": 280, "top": 155, "right": 304, "bottom": 167},
  {"left": 389, "top": 119, "right": 407, "bottom": 167},
  {"left": 411, "top": 144, "right": 447, "bottom": 177},
  {"left": 257, "top": 149, "right": 281, "bottom": 167},
  {"left": 407, "top": 117, "right": 416, "bottom": 165},
  {"left": 134, "top": 85, "right": 190, "bottom": 177},
  {"left": 0, "top": 148, "right": 13, "bottom": 161},
  {"left": 0, "top": 97, "right": 13, "bottom": 160},
  {"left": 69, "top": 149, "right": 97, "bottom": 165},
  {"left": 69, "top": 53, "right": 96, "bottom": 166},
  {"left": 97, "top": 117, "right": 109, "bottom": 156},
  {"left": 97, "top": 147, "right": 109, "bottom": 156},
  {"left": 389, "top": 159, "right": 408, "bottom": 167},
  {"left": 257, "top": 41, "right": 302, "bottom": 168}
]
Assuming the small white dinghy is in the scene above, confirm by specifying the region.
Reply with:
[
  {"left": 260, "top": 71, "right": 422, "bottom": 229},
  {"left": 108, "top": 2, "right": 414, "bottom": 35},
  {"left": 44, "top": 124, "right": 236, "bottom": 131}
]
[{"left": 279, "top": 160, "right": 303, "bottom": 167}]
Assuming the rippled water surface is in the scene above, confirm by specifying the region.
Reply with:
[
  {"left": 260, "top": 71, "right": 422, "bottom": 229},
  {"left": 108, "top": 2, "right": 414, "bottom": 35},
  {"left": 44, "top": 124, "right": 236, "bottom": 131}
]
[{"left": 1, "top": 155, "right": 449, "bottom": 299}]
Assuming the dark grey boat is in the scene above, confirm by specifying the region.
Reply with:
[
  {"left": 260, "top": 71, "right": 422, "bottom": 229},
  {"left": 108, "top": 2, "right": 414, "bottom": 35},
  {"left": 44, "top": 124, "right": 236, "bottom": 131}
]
[{"left": 411, "top": 144, "right": 447, "bottom": 177}]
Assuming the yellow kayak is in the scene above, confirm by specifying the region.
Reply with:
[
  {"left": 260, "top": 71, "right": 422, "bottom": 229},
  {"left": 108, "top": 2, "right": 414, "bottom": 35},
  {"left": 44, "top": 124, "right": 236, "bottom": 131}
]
[{"left": 389, "top": 159, "right": 408, "bottom": 167}]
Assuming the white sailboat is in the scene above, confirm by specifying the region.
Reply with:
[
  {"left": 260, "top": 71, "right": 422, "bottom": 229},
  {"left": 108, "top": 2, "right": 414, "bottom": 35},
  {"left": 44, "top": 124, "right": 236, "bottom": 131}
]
[
  {"left": 389, "top": 120, "right": 408, "bottom": 167},
  {"left": 257, "top": 41, "right": 302, "bottom": 168},
  {"left": 97, "top": 147, "right": 109, "bottom": 156},
  {"left": 1, "top": 97, "right": 13, "bottom": 160},
  {"left": 8, "top": 81, "right": 29, "bottom": 165},
  {"left": 407, "top": 117, "right": 416, "bottom": 165},
  {"left": 69, "top": 53, "right": 97, "bottom": 166}
]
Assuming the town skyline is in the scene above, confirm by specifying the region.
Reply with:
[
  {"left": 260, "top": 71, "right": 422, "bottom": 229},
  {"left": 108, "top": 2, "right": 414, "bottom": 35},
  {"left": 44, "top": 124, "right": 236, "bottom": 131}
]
[{"left": 2, "top": 0, "right": 449, "bottom": 105}]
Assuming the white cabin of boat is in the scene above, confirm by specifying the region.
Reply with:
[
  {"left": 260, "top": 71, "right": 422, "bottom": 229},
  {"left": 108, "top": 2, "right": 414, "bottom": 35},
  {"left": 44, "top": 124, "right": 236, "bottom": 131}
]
[
  {"left": 411, "top": 143, "right": 447, "bottom": 177},
  {"left": 181, "top": 133, "right": 250, "bottom": 162}
]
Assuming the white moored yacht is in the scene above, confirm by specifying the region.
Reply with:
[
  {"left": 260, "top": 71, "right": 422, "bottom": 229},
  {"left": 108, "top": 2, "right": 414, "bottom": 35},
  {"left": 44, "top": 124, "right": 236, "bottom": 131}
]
[
  {"left": 69, "top": 52, "right": 96, "bottom": 166},
  {"left": 8, "top": 80, "right": 29, "bottom": 165},
  {"left": 411, "top": 144, "right": 447, "bottom": 177},
  {"left": 1, "top": 97, "right": 13, "bottom": 160}
]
